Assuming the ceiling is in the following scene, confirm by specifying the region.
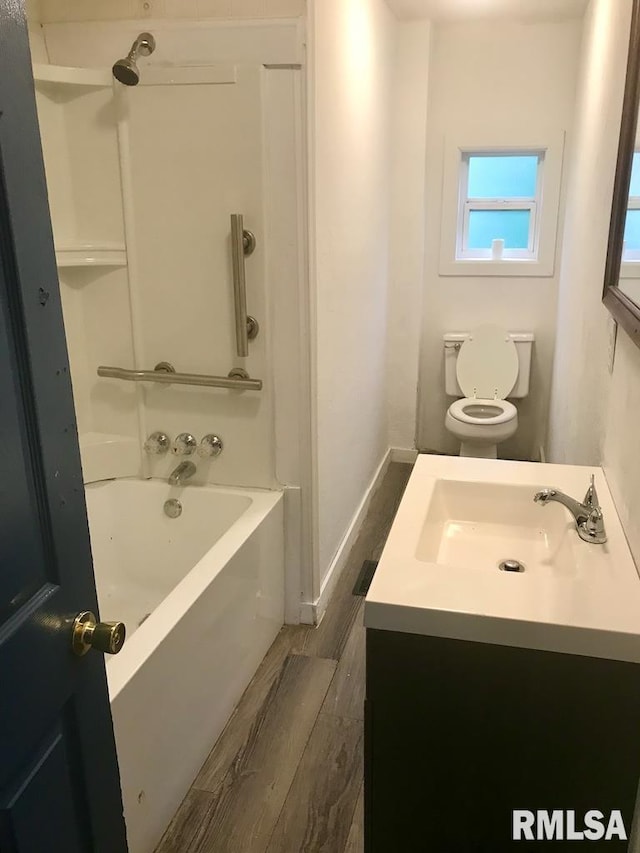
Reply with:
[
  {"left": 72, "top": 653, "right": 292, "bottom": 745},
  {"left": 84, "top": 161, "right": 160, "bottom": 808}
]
[{"left": 386, "top": 0, "right": 589, "bottom": 22}]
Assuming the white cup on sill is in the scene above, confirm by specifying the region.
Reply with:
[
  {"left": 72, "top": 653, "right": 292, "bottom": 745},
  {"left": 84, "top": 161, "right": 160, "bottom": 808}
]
[{"left": 491, "top": 238, "right": 505, "bottom": 260}]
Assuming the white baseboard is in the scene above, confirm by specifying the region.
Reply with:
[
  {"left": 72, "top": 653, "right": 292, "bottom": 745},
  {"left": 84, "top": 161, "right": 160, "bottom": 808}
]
[
  {"left": 390, "top": 447, "right": 419, "bottom": 463},
  {"left": 304, "top": 448, "right": 392, "bottom": 625}
]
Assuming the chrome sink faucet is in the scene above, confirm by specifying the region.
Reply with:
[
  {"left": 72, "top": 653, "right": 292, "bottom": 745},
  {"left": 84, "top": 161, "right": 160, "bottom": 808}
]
[
  {"left": 168, "top": 461, "right": 196, "bottom": 486},
  {"left": 534, "top": 474, "right": 607, "bottom": 544}
]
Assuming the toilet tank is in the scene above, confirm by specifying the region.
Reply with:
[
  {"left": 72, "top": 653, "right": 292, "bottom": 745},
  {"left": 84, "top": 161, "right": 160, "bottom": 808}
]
[{"left": 443, "top": 332, "right": 534, "bottom": 398}]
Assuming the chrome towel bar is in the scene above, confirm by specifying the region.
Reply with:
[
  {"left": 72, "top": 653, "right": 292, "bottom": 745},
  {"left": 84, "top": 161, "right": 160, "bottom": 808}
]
[{"left": 97, "top": 365, "right": 263, "bottom": 391}]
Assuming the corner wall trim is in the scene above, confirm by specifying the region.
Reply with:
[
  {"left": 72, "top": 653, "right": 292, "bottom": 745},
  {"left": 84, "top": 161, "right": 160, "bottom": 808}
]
[
  {"left": 301, "top": 447, "right": 392, "bottom": 625},
  {"left": 390, "top": 447, "right": 418, "bottom": 463}
]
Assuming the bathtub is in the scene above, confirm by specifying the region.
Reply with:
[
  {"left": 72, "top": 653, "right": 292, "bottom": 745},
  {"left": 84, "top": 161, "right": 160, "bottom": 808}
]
[{"left": 84, "top": 478, "right": 284, "bottom": 853}]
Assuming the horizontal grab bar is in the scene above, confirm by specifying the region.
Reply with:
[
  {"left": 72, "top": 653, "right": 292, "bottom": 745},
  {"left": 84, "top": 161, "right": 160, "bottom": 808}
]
[{"left": 97, "top": 365, "right": 263, "bottom": 391}]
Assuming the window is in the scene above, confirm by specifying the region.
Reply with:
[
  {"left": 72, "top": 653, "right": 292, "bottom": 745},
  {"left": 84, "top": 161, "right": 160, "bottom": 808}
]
[
  {"left": 439, "top": 132, "right": 565, "bottom": 277},
  {"left": 622, "top": 151, "right": 640, "bottom": 263},
  {"left": 458, "top": 152, "right": 543, "bottom": 261}
]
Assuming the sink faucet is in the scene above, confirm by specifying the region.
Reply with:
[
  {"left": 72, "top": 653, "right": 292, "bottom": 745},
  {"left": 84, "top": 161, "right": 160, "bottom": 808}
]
[
  {"left": 168, "top": 460, "right": 196, "bottom": 486},
  {"left": 533, "top": 474, "right": 607, "bottom": 544}
]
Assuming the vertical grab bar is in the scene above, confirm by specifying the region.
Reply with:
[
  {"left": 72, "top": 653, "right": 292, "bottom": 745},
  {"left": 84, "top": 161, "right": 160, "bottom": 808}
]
[{"left": 231, "top": 213, "right": 249, "bottom": 357}]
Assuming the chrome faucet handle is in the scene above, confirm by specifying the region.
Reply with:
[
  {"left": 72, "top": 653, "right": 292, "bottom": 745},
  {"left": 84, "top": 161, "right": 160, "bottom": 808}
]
[
  {"left": 198, "top": 434, "right": 223, "bottom": 458},
  {"left": 172, "top": 433, "right": 197, "bottom": 456},
  {"left": 583, "top": 474, "right": 600, "bottom": 509},
  {"left": 144, "top": 431, "right": 170, "bottom": 455},
  {"left": 587, "top": 506, "right": 603, "bottom": 532},
  {"left": 584, "top": 506, "right": 607, "bottom": 544}
]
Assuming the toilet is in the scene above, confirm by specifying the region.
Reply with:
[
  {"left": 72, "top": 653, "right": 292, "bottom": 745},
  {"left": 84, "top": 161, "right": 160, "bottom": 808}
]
[{"left": 443, "top": 325, "right": 534, "bottom": 459}]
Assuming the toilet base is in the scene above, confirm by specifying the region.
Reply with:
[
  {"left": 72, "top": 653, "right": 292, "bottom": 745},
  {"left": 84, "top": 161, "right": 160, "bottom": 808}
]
[{"left": 460, "top": 441, "right": 497, "bottom": 459}]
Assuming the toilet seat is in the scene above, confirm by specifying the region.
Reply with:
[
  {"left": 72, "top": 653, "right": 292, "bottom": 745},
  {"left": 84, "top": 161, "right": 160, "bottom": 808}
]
[
  {"left": 448, "top": 398, "right": 517, "bottom": 426},
  {"left": 456, "top": 324, "right": 518, "bottom": 400}
]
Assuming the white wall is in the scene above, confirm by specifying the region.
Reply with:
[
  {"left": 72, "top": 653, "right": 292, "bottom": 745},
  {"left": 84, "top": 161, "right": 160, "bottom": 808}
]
[
  {"left": 38, "top": 0, "right": 305, "bottom": 23},
  {"left": 603, "top": 331, "right": 640, "bottom": 564},
  {"left": 25, "top": 0, "right": 41, "bottom": 21},
  {"left": 547, "top": 0, "right": 640, "bottom": 568},
  {"left": 548, "top": 0, "right": 630, "bottom": 465},
  {"left": 386, "top": 20, "right": 430, "bottom": 451},
  {"left": 416, "top": 18, "right": 583, "bottom": 461},
  {"left": 25, "top": 0, "right": 48, "bottom": 61},
  {"left": 308, "top": 0, "right": 396, "bottom": 591}
]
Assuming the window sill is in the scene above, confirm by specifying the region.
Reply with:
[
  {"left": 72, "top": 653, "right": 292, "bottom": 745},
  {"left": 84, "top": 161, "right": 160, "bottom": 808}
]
[{"left": 439, "top": 257, "right": 554, "bottom": 278}]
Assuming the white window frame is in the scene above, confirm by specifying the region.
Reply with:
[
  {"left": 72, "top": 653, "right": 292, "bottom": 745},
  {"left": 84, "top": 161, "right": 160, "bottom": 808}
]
[
  {"left": 458, "top": 151, "right": 542, "bottom": 261},
  {"left": 439, "top": 132, "right": 565, "bottom": 277}
]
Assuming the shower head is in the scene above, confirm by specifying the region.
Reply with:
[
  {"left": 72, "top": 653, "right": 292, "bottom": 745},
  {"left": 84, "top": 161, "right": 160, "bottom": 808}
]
[
  {"left": 112, "top": 32, "right": 156, "bottom": 86},
  {"left": 112, "top": 56, "right": 139, "bottom": 86}
]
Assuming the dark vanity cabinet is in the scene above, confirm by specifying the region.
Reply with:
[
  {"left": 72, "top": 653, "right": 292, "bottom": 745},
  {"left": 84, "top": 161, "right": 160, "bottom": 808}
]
[{"left": 364, "top": 628, "right": 640, "bottom": 852}]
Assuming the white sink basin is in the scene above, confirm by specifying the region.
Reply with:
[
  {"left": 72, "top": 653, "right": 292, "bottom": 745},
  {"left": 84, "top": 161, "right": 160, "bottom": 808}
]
[
  {"left": 365, "top": 455, "right": 640, "bottom": 662},
  {"left": 417, "top": 479, "right": 576, "bottom": 576}
]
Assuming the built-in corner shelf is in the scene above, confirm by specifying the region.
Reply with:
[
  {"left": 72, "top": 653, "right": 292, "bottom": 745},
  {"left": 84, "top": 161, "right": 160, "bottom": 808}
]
[
  {"left": 55, "top": 244, "right": 127, "bottom": 269},
  {"left": 79, "top": 432, "right": 140, "bottom": 484},
  {"left": 33, "top": 63, "right": 112, "bottom": 89}
]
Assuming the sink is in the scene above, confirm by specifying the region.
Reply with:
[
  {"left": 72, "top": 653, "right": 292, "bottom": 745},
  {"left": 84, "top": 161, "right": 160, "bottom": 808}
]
[
  {"left": 365, "top": 455, "right": 640, "bottom": 662},
  {"left": 417, "top": 479, "right": 576, "bottom": 576}
]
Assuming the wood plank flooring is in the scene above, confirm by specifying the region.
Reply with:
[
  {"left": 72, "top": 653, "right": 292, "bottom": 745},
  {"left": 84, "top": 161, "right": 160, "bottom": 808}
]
[{"left": 156, "top": 461, "right": 412, "bottom": 853}]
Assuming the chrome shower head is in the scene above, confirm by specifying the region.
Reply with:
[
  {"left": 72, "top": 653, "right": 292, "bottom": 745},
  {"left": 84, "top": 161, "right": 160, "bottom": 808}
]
[
  {"left": 112, "top": 56, "right": 139, "bottom": 86},
  {"left": 112, "top": 32, "right": 156, "bottom": 86}
]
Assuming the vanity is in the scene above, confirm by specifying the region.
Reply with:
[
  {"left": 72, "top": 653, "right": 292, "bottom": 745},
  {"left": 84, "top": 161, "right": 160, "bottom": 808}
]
[{"left": 364, "top": 456, "right": 640, "bottom": 851}]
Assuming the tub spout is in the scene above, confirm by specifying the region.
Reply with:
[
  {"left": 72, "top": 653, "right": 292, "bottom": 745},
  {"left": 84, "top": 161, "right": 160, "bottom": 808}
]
[{"left": 168, "top": 461, "right": 196, "bottom": 486}]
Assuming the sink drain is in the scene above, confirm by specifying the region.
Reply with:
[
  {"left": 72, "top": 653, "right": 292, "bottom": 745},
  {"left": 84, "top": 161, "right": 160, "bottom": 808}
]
[{"left": 499, "top": 559, "right": 525, "bottom": 573}]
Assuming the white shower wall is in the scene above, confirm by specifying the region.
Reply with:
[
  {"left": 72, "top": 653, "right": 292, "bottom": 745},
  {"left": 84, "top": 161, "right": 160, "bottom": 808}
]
[
  {"left": 37, "top": 0, "right": 306, "bottom": 23},
  {"left": 40, "top": 18, "right": 305, "bottom": 491},
  {"left": 33, "top": 61, "right": 141, "bottom": 482},
  {"left": 114, "top": 64, "right": 272, "bottom": 488}
]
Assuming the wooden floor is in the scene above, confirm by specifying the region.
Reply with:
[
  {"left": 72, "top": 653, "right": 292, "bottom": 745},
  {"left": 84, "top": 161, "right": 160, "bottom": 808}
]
[{"left": 155, "top": 462, "right": 412, "bottom": 853}]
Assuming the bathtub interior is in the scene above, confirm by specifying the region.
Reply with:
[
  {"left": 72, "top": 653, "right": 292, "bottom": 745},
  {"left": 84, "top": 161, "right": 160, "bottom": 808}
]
[{"left": 85, "top": 478, "right": 252, "bottom": 640}]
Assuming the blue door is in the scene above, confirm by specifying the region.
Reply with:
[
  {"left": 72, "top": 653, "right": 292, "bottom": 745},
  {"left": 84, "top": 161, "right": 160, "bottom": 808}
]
[{"left": 0, "top": 3, "right": 128, "bottom": 850}]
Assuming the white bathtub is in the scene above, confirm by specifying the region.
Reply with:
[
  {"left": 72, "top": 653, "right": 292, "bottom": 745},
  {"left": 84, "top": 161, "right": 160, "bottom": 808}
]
[{"left": 84, "top": 478, "right": 284, "bottom": 853}]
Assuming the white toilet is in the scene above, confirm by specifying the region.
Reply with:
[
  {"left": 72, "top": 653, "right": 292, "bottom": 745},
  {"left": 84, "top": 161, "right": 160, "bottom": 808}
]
[{"left": 443, "top": 325, "right": 534, "bottom": 459}]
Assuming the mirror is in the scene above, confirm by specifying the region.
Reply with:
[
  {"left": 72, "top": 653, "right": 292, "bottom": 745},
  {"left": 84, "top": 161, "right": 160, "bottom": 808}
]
[{"left": 604, "top": 0, "right": 640, "bottom": 343}]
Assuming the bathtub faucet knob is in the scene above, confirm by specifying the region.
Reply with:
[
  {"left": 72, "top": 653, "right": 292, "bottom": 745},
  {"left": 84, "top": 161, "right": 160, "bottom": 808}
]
[
  {"left": 198, "top": 434, "right": 223, "bottom": 458},
  {"left": 144, "top": 431, "right": 170, "bottom": 455},
  {"left": 172, "top": 433, "right": 197, "bottom": 456}
]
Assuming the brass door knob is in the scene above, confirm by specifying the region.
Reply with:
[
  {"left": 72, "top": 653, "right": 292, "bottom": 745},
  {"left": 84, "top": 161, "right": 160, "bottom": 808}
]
[{"left": 72, "top": 611, "right": 126, "bottom": 657}]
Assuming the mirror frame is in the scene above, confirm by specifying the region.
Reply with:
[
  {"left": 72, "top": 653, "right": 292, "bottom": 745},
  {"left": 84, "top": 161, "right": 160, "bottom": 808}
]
[{"left": 603, "top": 0, "right": 640, "bottom": 345}]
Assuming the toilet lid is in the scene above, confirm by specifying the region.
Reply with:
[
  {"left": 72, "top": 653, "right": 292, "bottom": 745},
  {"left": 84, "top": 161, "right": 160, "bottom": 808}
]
[{"left": 456, "top": 324, "right": 518, "bottom": 400}]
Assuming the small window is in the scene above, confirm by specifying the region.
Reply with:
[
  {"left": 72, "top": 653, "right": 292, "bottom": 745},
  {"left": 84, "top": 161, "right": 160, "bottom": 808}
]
[
  {"left": 623, "top": 151, "right": 640, "bottom": 262},
  {"left": 440, "top": 132, "right": 564, "bottom": 277},
  {"left": 457, "top": 152, "right": 543, "bottom": 262}
]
